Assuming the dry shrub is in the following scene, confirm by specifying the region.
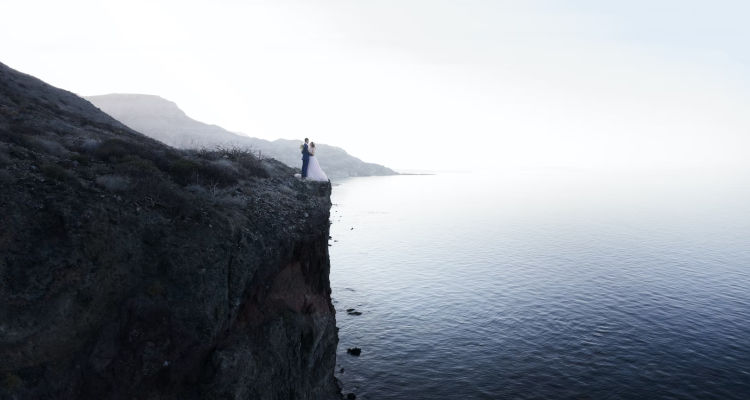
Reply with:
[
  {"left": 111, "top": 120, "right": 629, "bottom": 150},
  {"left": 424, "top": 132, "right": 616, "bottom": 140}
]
[
  {"left": 0, "top": 147, "right": 10, "bottom": 166},
  {"left": 70, "top": 153, "right": 91, "bottom": 166},
  {"left": 1, "top": 372, "right": 22, "bottom": 390},
  {"left": 40, "top": 163, "right": 74, "bottom": 182},
  {"left": 95, "top": 174, "right": 130, "bottom": 192},
  {"left": 0, "top": 169, "right": 14, "bottom": 184},
  {"left": 167, "top": 156, "right": 238, "bottom": 187},
  {"left": 92, "top": 138, "right": 177, "bottom": 170},
  {"left": 214, "top": 146, "right": 267, "bottom": 179},
  {"left": 211, "top": 158, "right": 238, "bottom": 173},
  {"left": 79, "top": 138, "right": 100, "bottom": 153},
  {"left": 93, "top": 138, "right": 142, "bottom": 161},
  {"left": 30, "top": 137, "right": 68, "bottom": 157},
  {"left": 194, "top": 161, "right": 238, "bottom": 187},
  {"left": 113, "top": 156, "right": 162, "bottom": 180},
  {"left": 167, "top": 158, "right": 201, "bottom": 186}
]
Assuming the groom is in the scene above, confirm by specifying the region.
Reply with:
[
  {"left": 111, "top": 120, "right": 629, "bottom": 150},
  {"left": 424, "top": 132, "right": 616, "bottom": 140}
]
[{"left": 301, "top": 138, "right": 310, "bottom": 178}]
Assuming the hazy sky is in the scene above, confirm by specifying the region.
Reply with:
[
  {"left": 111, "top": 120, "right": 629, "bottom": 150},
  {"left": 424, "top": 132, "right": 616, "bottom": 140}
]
[{"left": 2, "top": 0, "right": 749, "bottom": 171}]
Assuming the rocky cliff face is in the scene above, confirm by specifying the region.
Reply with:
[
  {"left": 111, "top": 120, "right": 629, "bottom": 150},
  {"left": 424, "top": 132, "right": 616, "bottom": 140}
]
[
  {"left": 0, "top": 62, "right": 341, "bottom": 399},
  {"left": 85, "top": 94, "right": 397, "bottom": 180}
]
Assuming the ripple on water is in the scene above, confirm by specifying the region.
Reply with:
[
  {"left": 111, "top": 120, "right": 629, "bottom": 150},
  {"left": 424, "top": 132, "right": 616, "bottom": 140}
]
[{"left": 330, "top": 173, "right": 750, "bottom": 400}]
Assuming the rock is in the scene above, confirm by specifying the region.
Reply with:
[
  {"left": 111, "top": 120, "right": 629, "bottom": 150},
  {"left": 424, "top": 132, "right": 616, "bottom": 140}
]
[
  {"left": 346, "top": 393, "right": 357, "bottom": 399},
  {"left": 0, "top": 61, "right": 341, "bottom": 400},
  {"left": 346, "top": 348, "right": 362, "bottom": 356}
]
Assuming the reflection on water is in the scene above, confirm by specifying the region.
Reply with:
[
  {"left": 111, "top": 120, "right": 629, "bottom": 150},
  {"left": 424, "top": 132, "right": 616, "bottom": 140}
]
[{"left": 330, "top": 170, "right": 750, "bottom": 400}]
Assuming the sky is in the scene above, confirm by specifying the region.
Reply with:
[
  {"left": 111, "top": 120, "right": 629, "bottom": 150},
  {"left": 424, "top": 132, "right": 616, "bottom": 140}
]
[{"left": 2, "top": 0, "right": 749, "bottom": 172}]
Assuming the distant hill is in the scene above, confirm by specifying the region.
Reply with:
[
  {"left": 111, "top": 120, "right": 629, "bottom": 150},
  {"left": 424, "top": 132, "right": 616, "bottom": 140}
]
[{"left": 85, "top": 94, "right": 397, "bottom": 179}]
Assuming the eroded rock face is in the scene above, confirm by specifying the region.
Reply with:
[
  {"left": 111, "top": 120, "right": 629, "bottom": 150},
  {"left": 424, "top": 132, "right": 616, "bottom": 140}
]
[{"left": 0, "top": 61, "right": 340, "bottom": 400}]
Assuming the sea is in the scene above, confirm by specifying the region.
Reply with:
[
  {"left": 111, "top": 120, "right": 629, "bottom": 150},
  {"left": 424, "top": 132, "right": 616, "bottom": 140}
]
[{"left": 329, "top": 169, "right": 750, "bottom": 400}]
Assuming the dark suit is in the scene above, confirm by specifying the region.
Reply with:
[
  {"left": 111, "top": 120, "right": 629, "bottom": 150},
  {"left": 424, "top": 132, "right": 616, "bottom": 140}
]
[{"left": 301, "top": 143, "right": 310, "bottom": 178}]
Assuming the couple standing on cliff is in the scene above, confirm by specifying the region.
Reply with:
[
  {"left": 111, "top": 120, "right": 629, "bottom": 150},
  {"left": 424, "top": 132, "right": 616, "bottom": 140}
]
[{"left": 299, "top": 138, "right": 329, "bottom": 182}]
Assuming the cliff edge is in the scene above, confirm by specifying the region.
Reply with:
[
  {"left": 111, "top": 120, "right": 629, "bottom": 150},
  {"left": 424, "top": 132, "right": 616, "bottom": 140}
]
[{"left": 0, "top": 62, "right": 340, "bottom": 399}]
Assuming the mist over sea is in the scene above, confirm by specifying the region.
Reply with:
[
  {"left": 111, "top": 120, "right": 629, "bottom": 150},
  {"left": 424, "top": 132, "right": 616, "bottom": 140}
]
[{"left": 329, "top": 170, "right": 750, "bottom": 400}]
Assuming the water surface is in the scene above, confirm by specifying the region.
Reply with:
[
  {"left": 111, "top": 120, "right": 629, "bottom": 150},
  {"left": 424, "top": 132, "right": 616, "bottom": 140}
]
[{"left": 330, "top": 170, "right": 750, "bottom": 399}]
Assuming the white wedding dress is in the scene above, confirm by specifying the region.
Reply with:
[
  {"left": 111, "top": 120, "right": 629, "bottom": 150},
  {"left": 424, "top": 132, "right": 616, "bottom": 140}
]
[{"left": 306, "top": 149, "right": 329, "bottom": 182}]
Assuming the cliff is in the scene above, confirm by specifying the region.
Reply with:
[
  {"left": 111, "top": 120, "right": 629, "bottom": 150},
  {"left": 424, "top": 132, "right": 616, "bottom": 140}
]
[
  {"left": 0, "top": 62, "right": 341, "bottom": 399},
  {"left": 85, "top": 94, "right": 397, "bottom": 180}
]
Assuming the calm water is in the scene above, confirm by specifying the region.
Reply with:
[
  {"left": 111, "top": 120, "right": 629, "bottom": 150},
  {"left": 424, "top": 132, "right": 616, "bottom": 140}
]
[{"left": 329, "top": 170, "right": 750, "bottom": 400}]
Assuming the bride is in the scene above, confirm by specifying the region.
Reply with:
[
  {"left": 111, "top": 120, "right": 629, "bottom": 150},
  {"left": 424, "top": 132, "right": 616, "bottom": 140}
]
[{"left": 306, "top": 142, "right": 329, "bottom": 182}]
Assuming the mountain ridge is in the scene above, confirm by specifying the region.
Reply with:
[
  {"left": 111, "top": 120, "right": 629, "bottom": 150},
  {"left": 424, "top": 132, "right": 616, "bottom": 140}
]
[{"left": 86, "top": 93, "right": 397, "bottom": 180}]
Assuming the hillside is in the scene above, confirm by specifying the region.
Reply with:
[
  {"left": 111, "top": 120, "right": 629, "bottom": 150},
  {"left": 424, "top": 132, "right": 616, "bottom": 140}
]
[
  {"left": 0, "top": 62, "right": 341, "bottom": 399},
  {"left": 85, "top": 94, "right": 397, "bottom": 180}
]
